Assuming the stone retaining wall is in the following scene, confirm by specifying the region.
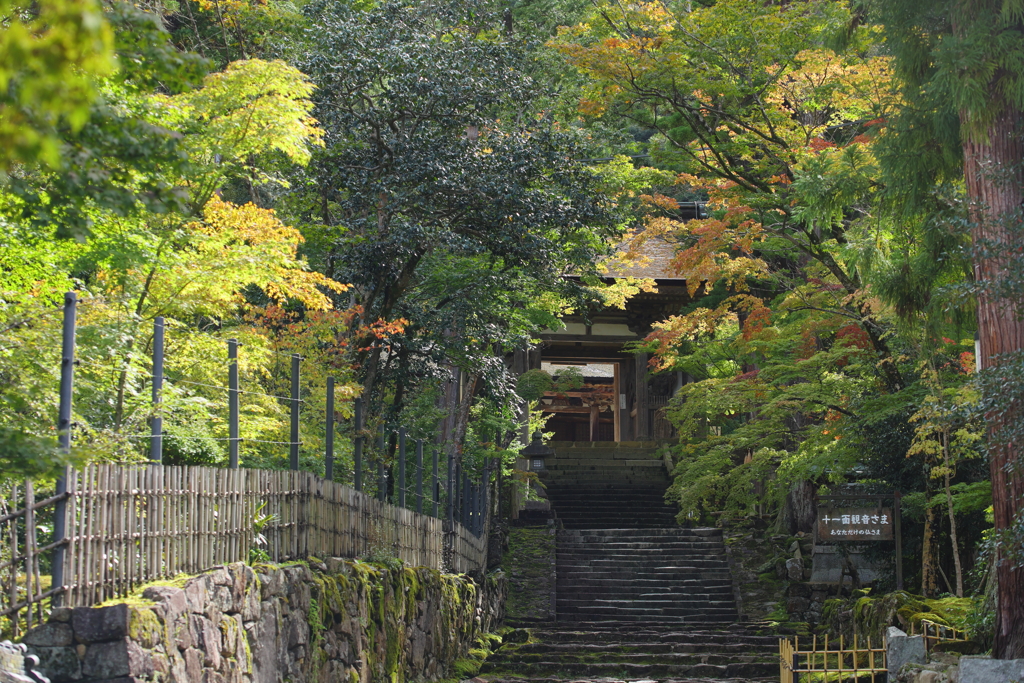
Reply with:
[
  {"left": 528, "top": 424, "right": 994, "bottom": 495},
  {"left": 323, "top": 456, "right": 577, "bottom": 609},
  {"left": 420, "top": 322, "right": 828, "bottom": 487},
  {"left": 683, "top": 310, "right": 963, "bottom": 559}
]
[
  {"left": 21, "top": 560, "right": 506, "bottom": 683},
  {"left": 501, "top": 528, "right": 556, "bottom": 623}
]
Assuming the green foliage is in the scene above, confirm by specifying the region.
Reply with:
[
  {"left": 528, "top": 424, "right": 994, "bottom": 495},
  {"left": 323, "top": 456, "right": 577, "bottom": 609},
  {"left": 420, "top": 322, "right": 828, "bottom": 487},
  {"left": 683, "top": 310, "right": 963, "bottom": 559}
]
[
  {"left": 0, "top": 427, "right": 79, "bottom": 479},
  {"left": 551, "top": 366, "right": 584, "bottom": 392},
  {"left": 0, "top": 0, "right": 114, "bottom": 171},
  {"left": 516, "top": 370, "right": 554, "bottom": 403}
]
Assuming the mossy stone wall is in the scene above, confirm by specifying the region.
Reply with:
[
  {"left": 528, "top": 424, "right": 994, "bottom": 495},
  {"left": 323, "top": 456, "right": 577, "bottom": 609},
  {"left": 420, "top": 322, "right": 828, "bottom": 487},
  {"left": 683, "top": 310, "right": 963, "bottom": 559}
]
[
  {"left": 22, "top": 559, "right": 506, "bottom": 683},
  {"left": 502, "top": 528, "right": 556, "bottom": 623}
]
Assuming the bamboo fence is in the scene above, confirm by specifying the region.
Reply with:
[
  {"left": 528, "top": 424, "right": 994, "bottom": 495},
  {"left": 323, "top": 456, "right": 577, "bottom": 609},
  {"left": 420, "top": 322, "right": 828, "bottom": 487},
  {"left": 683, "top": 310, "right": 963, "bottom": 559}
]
[
  {"left": 2, "top": 464, "right": 487, "bottom": 624},
  {"left": 779, "top": 634, "right": 887, "bottom": 683},
  {"left": 912, "top": 618, "right": 969, "bottom": 653}
]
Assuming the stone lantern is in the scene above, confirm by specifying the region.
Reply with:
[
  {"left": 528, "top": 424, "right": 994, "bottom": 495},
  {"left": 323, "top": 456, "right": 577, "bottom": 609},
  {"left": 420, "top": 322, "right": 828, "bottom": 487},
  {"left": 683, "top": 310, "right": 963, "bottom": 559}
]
[{"left": 521, "top": 431, "right": 553, "bottom": 472}]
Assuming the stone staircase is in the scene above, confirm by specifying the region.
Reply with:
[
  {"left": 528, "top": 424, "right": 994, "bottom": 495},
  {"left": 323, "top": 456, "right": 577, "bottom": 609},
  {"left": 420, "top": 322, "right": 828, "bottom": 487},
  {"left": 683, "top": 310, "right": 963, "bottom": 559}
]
[
  {"left": 480, "top": 442, "right": 779, "bottom": 682},
  {"left": 556, "top": 528, "right": 739, "bottom": 623},
  {"left": 480, "top": 623, "right": 779, "bottom": 682},
  {"left": 541, "top": 442, "right": 678, "bottom": 528}
]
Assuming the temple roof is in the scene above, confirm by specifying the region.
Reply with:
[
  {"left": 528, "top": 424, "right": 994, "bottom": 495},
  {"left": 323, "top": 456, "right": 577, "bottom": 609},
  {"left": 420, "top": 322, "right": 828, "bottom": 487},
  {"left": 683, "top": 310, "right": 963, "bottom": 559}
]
[{"left": 601, "top": 237, "right": 684, "bottom": 281}]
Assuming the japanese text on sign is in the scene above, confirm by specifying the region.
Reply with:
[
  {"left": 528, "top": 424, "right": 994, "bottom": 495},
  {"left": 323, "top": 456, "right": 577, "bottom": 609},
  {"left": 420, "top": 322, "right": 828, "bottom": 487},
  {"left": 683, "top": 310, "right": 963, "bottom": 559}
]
[{"left": 817, "top": 507, "right": 893, "bottom": 541}]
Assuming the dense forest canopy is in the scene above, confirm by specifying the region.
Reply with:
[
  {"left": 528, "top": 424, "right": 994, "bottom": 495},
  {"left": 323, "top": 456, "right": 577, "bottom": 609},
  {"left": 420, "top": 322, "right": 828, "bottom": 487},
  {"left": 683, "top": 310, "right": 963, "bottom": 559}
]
[{"left": 4, "top": 0, "right": 1024, "bottom": 657}]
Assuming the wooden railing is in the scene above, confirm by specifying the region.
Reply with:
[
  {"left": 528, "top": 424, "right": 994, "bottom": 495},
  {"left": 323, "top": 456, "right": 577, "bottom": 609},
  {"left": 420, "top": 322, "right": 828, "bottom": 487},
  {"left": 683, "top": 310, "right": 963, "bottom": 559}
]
[
  {"left": 779, "top": 634, "right": 887, "bottom": 683},
  {"left": 2, "top": 464, "right": 488, "bottom": 634}
]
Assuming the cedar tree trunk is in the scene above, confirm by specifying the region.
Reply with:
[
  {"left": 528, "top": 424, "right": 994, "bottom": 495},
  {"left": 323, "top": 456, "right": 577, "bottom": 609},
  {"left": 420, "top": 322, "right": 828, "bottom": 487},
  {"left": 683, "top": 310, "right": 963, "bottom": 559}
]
[{"left": 963, "top": 105, "right": 1024, "bottom": 659}]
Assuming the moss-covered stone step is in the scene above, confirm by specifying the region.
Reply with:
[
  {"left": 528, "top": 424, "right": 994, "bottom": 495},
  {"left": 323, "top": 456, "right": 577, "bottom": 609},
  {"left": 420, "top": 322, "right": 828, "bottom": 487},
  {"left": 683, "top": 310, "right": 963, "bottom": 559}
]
[
  {"left": 479, "top": 676, "right": 778, "bottom": 683},
  {"left": 486, "top": 651, "right": 774, "bottom": 665},
  {"left": 525, "top": 626, "right": 778, "bottom": 641},
  {"left": 500, "top": 642, "right": 776, "bottom": 656},
  {"left": 558, "top": 529, "right": 722, "bottom": 539},
  {"left": 479, "top": 660, "right": 778, "bottom": 678}
]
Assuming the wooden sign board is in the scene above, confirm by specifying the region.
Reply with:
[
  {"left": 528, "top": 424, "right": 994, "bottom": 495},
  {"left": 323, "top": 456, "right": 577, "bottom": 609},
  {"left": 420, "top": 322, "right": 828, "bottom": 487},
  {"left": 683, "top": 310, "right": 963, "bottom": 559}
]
[{"left": 817, "top": 507, "right": 894, "bottom": 541}]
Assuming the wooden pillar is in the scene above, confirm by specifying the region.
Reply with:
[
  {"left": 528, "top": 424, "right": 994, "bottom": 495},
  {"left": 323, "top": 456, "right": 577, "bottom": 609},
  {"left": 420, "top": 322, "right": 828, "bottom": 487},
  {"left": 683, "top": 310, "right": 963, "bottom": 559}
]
[
  {"left": 635, "top": 352, "right": 650, "bottom": 440},
  {"left": 620, "top": 356, "right": 634, "bottom": 441},
  {"left": 613, "top": 362, "right": 621, "bottom": 442}
]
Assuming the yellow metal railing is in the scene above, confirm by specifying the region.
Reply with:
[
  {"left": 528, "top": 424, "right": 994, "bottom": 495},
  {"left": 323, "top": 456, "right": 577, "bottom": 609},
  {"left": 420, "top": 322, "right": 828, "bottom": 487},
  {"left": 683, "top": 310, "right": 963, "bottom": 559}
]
[{"left": 779, "top": 634, "right": 887, "bottom": 683}]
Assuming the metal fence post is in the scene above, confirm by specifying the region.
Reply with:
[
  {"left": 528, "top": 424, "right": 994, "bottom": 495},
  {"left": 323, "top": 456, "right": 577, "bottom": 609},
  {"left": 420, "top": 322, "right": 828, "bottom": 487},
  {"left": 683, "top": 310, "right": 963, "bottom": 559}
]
[
  {"left": 432, "top": 445, "right": 439, "bottom": 518},
  {"left": 398, "top": 428, "right": 406, "bottom": 508},
  {"left": 416, "top": 439, "right": 424, "bottom": 515},
  {"left": 325, "top": 377, "right": 335, "bottom": 480},
  {"left": 454, "top": 462, "right": 461, "bottom": 525},
  {"left": 446, "top": 453, "right": 454, "bottom": 524},
  {"left": 895, "top": 490, "right": 904, "bottom": 590},
  {"left": 378, "top": 431, "right": 386, "bottom": 502},
  {"left": 52, "top": 291, "right": 77, "bottom": 605},
  {"left": 290, "top": 354, "right": 300, "bottom": 470},
  {"left": 481, "top": 460, "right": 490, "bottom": 535},
  {"left": 353, "top": 398, "right": 363, "bottom": 491},
  {"left": 462, "top": 469, "right": 471, "bottom": 528},
  {"left": 150, "top": 316, "right": 164, "bottom": 463},
  {"left": 228, "top": 339, "right": 239, "bottom": 469}
]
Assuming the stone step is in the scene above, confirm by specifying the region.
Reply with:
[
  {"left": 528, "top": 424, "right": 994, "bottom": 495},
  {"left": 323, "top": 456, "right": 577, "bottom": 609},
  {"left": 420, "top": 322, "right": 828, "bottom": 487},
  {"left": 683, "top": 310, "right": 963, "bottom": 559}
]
[
  {"left": 546, "top": 490, "right": 671, "bottom": 496},
  {"left": 487, "top": 651, "right": 774, "bottom": 666},
  {"left": 556, "top": 549, "right": 725, "bottom": 556},
  {"left": 555, "top": 584, "right": 734, "bottom": 593},
  {"left": 556, "top": 561, "right": 729, "bottom": 569},
  {"left": 546, "top": 494, "right": 675, "bottom": 502},
  {"left": 483, "top": 677, "right": 778, "bottom": 683},
  {"left": 480, "top": 659, "right": 777, "bottom": 679},
  {"left": 525, "top": 627, "right": 778, "bottom": 643},
  {"left": 558, "top": 528, "right": 721, "bottom": 537},
  {"left": 555, "top": 599, "right": 738, "bottom": 610},
  {"left": 508, "top": 642, "right": 777, "bottom": 655},
  {"left": 557, "top": 590, "right": 735, "bottom": 601},
  {"left": 557, "top": 539, "right": 721, "bottom": 546},
  {"left": 557, "top": 547, "right": 721, "bottom": 554}
]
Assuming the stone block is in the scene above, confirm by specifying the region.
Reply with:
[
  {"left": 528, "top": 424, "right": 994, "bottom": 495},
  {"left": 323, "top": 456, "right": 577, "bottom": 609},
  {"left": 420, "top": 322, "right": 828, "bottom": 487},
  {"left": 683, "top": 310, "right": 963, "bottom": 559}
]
[
  {"left": 786, "top": 596, "right": 810, "bottom": 614},
  {"left": 213, "top": 585, "right": 235, "bottom": 614},
  {"left": 259, "top": 572, "right": 284, "bottom": 599},
  {"left": 887, "top": 626, "right": 926, "bottom": 678},
  {"left": 25, "top": 645, "right": 81, "bottom": 682},
  {"left": 81, "top": 638, "right": 153, "bottom": 679},
  {"left": 22, "top": 621, "right": 74, "bottom": 647},
  {"left": 786, "top": 583, "right": 811, "bottom": 598},
  {"left": 191, "top": 616, "right": 222, "bottom": 669},
  {"left": 209, "top": 566, "right": 233, "bottom": 587},
  {"left": 72, "top": 605, "right": 131, "bottom": 644},
  {"left": 785, "top": 558, "right": 804, "bottom": 581},
  {"left": 142, "top": 586, "right": 187, "bottom": 622},
  {"left": 49, "top": 608, "right": 72, "bottom": 623},
  {"left": 173, "top": 616, "right": 192, "bottom": 651},
  {"left": 287, "top": 614, "right": 309, "bottom": 648},
  {"left": 241, "top": 586, "right": 261, "bottom": 624},
  {"left": 959, "top": 655, "right": 1024, "bottom": 682},
  {"left": 181, "top": 648, "right": 201, "bottom": 681},
  {"left": 184, "top": 577, "right": 209, "bottom": 614}
]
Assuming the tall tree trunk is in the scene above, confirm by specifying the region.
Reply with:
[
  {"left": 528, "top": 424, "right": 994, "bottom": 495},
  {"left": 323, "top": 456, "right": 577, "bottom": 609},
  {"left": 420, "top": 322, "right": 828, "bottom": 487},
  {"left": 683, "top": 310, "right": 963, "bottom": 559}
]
[
  {"left": 781, "top": 480, "right": 817, "bottom": 535},
  {"left": 945, "top": 464, "right": 965, "bottom": 598},
  {"left": 962, "top": 105, "right": 1024, "bottom": 658},
  {"left": 445, "top": 372, "right": 479, "bottom": 468},
  {"left": 921, "top": 486, "right": 942, "bottom": 598}
]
